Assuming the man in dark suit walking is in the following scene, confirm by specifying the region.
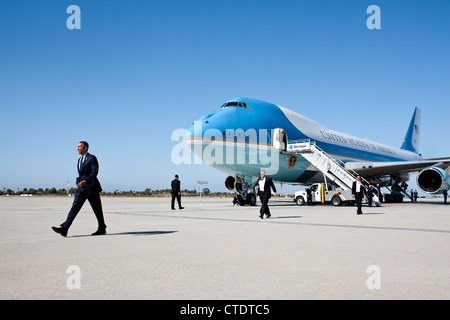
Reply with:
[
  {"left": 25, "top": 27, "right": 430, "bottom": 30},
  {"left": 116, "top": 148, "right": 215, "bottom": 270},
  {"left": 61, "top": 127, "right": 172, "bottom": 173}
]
[
  {"left": 171, "top": 174, "right": 184, "bottom": 210},
  {"left": 352, "top": 175, "right": 366, "bottom": 215},
  {"left": 254, "top": 170, "right": 277, "bottom": 219},
  {"left": 52, "top": 141, "right": 107, "bottom": 237}
]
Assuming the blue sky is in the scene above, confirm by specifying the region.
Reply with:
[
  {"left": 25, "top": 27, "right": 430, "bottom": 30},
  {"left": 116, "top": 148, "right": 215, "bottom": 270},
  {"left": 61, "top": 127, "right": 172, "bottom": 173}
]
[{"left": 0, "top": 0, "right": 449, "bottom": 193}]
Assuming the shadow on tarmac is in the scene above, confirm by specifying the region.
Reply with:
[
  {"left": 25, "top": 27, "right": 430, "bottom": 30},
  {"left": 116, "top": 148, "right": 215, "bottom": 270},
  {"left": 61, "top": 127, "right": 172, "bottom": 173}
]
[{"left": 70, "top": 230, "right": 177, "bottom": 238}]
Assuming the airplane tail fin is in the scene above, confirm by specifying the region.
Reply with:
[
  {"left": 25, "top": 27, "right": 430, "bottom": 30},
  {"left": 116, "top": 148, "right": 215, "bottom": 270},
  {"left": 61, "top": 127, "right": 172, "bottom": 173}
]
[{"left": 401, "top": 107, "right": 421, "bottom": 154}]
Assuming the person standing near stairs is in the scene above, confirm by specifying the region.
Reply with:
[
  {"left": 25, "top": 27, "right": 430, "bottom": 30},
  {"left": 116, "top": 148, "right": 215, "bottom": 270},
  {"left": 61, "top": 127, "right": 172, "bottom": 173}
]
[{"left": 352, "top": 175, "right": 366, "bottom": 215}]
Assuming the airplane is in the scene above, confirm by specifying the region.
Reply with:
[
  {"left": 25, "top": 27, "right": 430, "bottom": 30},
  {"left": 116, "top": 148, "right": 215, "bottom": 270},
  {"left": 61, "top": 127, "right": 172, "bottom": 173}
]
[{"left": 185, "top": 97, "right": 450, "bottom": 205}]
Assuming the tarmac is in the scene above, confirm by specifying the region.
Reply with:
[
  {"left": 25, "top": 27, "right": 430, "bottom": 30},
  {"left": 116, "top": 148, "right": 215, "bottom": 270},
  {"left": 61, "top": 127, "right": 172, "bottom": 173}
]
[{"left": 0, "top": 195, "right": 449, "bottom": 300}]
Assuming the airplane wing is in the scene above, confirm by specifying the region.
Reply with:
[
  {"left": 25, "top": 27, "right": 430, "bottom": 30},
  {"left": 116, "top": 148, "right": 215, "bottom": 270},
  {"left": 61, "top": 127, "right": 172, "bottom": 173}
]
[{"left": 345, "top": 158, "right": 450, "bottom": 177}]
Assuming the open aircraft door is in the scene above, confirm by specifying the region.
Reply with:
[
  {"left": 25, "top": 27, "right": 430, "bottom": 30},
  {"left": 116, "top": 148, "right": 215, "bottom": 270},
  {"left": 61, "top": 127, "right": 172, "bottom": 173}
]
[{"left": 273, "top": 128, "right": 287, "bottom": 151}]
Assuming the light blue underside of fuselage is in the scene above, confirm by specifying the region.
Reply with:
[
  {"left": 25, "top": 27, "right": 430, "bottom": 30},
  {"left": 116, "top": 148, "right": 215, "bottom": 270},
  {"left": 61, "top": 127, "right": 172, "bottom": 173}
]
[
  {"left": 189, "top": 143, "right": 314, "bottom": 183},
  {"left": 187, "top": 98, "right": 417, "bottom": 184}
]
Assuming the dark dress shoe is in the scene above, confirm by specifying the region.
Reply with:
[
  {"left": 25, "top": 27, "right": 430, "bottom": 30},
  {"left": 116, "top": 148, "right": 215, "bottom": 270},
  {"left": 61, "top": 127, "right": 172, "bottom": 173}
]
[
  {"left": 265, "top": 214, "right": 271, "bottom": 218},
  {"left": 52, "top": 226, "right": 68, "bottom": 237},
  {"left": 180, "top": 207, "right": 184, "bottom": 210},
  {"left": 259, "top": 214, "right": 263, "bottom": 219},
  {"left": 91, "top": 229, "right": 107, "bottom": 236}
]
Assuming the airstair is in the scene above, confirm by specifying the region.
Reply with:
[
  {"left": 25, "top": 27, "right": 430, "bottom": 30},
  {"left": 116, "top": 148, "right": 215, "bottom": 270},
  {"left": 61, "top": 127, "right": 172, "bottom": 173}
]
[{"left": 286, "top": 139, "right": 367, "bottom": 190}]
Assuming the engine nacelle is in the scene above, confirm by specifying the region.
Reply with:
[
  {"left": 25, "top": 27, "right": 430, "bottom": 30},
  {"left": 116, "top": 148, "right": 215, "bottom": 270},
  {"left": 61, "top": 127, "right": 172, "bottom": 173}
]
[
  {"left": 225, "top": 175, "right": 245, "bottom": 193},
  {"left": 225, "top": 176, "right": 235, "bottom": 190},
  {"left": 417, "top": 167, "right": 450, "bottom": 194}
]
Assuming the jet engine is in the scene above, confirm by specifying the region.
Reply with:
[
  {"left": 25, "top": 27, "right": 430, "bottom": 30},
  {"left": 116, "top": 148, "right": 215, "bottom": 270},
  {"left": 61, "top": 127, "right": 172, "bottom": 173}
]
[
  {"left": 225, "top": 176, "right": 243, "bottom": 192},
  {"left": 417, "top": 166, "right": 450, "bottom": 194},
  {"left": 225, "top": 176, "right": 236, "bottom": 190}
]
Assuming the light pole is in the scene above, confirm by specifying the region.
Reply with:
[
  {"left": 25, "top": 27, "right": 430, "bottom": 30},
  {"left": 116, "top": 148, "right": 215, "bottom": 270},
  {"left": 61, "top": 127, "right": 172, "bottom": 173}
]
[{"left": 197, "top": 179, "right": 208, "bottom": 201}]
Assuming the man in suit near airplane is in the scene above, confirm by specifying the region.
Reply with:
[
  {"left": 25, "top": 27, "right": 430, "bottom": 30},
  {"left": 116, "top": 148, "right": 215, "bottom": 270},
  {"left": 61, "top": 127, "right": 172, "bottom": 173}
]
[
  {"left": 376, "top": 183, "right": 383, "bottom": 203},
  {"left": 171, "top": 174, "right": 184, "bottom": 210},
  {"left": 352, "top": 175, "right": 366, "bottom": 215},
  {"left": 52, "top": 141, "right": 107, "bottom": 237},
  {"left": 254, "top": 170, "right": 277, "bottom": 219},
  {"left": 306, "top": 185, "right": 313, "bottom": 206}
]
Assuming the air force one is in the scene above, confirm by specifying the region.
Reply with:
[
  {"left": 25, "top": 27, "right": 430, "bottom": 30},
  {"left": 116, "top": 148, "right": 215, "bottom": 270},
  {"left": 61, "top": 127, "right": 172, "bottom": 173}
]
[{"left": 185, "top": 97, "right": 450, "bottom": 205}]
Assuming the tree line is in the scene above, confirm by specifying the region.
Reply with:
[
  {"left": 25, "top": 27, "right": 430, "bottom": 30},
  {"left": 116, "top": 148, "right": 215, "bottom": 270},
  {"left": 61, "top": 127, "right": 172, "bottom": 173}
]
[
  {"left": 1, "top": 187, "right": 67, "bottom": 196},
  {"left": 0, "top": 187, "right": 231, "bottom": 197}
]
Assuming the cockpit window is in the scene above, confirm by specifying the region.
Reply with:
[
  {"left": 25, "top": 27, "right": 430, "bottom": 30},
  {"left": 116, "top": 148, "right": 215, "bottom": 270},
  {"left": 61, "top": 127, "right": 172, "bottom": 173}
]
[{"left": 220, "top": 102, "right": 249, "bottom": 109}]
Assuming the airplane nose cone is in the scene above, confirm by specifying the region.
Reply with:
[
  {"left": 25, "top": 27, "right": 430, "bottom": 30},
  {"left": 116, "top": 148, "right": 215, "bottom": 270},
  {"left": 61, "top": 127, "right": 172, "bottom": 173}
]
[
  {"left": 185, "top": 120, "right": 204, "bottom": 140},
  {"left": 186, "top": 110, "right": 225, "bottom": 140}
]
